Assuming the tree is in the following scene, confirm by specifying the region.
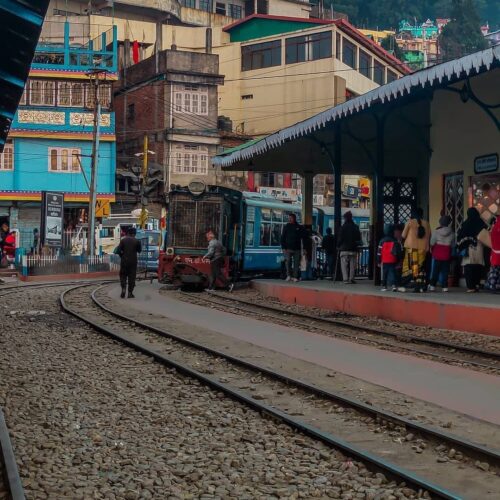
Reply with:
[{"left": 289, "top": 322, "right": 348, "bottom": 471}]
[
  {"left": 439, "top": 0, "right": 488, "bottom": 60},
  {"left": 380, "top": 34, "right": 405, "bottom": 60}
]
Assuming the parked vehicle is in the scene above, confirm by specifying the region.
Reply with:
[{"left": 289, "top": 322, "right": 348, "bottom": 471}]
[
  {"left": 136, "top": 229, "right": 162, "bottom": 272},
  {"left": 158, "top": 185, "right": 370, "bottom": 287}
]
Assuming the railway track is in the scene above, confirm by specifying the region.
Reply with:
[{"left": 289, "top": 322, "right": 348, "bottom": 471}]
[
  {"left": 0, "top": 407, "right": 24, "bottom": 500},
  {"left": 185, "top": 291, "right": 500, "bottom": 373},
  {"left": 60, "top": 282, "right": 500, "bottom": 498}
]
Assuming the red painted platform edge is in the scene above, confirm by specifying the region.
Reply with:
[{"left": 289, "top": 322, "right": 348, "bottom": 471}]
[
  {"left": 252, "top": 281, "right": 500, "bottom": 338},
  {"left": 19, "top": 271, "right": 118, "bottom": 282}
]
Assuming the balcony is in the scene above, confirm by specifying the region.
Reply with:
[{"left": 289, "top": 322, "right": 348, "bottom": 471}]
[{"left": 32, "top": 21, "right": 117, "bottom": 74}]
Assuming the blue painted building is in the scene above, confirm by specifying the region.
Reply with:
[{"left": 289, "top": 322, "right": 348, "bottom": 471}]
[{"left": 0, "top": 20, "right": 117, "bottom": 238}]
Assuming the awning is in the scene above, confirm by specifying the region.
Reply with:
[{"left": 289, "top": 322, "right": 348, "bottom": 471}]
[
  {"left": 213, "top": 45, "right": 500, "bottom": 172},
  {"left": 0, "top": 0, "right": 50, "bottom": 150}
]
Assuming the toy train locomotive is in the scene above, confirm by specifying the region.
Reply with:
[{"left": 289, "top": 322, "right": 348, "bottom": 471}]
[{"left": 158, "top": 184, "right": 370, "bottom": 288}]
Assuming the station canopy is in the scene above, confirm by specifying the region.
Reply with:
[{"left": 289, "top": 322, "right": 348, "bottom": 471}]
[
  {"left": 0, "top": 0, "right": 50, "bottom": 151},
  {"left": 213, "top": 45, "right": 500, "bottom": 180}
]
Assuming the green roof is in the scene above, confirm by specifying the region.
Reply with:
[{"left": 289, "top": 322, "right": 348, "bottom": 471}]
[
  {"left": 224, "top": 15, "right": 334, "bottom": 43},
  {"left": 220, "top": 138, "right": 263, "bottom": 155}
]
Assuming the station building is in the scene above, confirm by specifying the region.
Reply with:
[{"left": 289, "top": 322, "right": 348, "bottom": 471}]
[
  {"left": 214, "top": 45, "right": 500, "bottom": 272},
  {"left": 0, "top": 20, "right": 117, "bottom": 238}
]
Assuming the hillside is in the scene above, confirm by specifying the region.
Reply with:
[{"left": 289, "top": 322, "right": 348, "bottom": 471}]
[{"left": 327, "top": 0, "right": 499, "bottom": 30}]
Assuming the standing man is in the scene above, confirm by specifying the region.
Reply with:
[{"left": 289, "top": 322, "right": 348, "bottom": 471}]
[
  {"left": 337, "top": 211, "right": 361, "bottom": 284},
  {"left": 322, "top": 227, "right": 335, "bottom": 279},
  {"left": 281, "top": 213, "right": 302, "bottom": 282},
  {"left": 204, "top": 230, "right": 233, "bottom": 291},
  {"left": 116, "top": 227, "right": 142, "bottom": 298}
]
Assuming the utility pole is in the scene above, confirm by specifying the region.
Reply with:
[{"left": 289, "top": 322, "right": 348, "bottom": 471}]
[
  {"left": 87, "top": 70, "right": 104, "bottom": 256},
  {"left": 140, "top": 134, "right": 148, "bottom": 229}
]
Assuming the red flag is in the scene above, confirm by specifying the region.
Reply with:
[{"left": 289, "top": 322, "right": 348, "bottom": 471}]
[{"left": 132, "top": 41, "right": 139, "bottom": 64}]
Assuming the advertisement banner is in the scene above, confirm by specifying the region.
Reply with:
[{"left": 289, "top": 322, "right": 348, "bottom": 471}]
[{"left": 41, "top": 191, "right": 64, "bottom": 247}]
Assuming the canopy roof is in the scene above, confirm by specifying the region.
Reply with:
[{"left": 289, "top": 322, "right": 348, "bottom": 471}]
[
  {"left": 0, "top": 0, "right": 50, "bottom": 150},
  {"left": 213, "top": 45, "right": 500, "bottom": 178}
]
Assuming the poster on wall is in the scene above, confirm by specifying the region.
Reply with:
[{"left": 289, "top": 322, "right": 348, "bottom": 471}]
[{"left": 40, "top": 191, "right": 64, "bottom": 247}]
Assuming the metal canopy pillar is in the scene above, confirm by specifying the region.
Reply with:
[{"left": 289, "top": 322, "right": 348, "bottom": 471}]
[
  {"left": 302, "top": 171, "right": 314, "bottom": 227},
  {"left": 372, "top": 114, "right": 386, "bottom": 285},
  {"left": 333, "top": 123, "right": 343, "bottom": 238}
]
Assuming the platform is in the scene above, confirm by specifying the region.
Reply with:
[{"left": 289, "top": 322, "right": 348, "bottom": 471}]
[
  {"left": 106, "top": 282, "right": 500, "bottom": 426},
  {"left": 251, "top": 280, "right": 500, "bottom": 337}
]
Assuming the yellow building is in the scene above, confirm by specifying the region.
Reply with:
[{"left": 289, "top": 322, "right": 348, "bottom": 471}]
[{"left": 359, "top": 28, "right": 395, "bottom": 45}]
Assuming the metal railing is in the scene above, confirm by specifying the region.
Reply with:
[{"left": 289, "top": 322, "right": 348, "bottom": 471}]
[{"left": 315, "top": 246, "right": 370, "bottom": 279}]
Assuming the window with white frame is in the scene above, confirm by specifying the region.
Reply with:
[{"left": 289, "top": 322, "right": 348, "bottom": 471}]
[
  {"left": 19, "top": 87, "right": 27, "bottom": 105},
  {"left": 173, "top": 144, "right": 209, "bottom": 175},
  {"left": 29, "top": 79, "right": 55, "bottom": 106},
  {"left": 173, "top": 84, "right": 209, "bottom": 116},
  {"left": 57, "top": 81, "right": 86, "bottom": 107},
  {"left": 48, "top": 147, "right": 81, "bottom": 172},
  {"left": 0, "top": 141, "right": 13, "bottom": 171}
]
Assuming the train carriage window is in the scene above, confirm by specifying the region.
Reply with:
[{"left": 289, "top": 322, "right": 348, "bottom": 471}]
[
  {"left": 271, "top": 224, "right": 281, "bottom": 246},
  {"left": 261, "top": 208, "right": 271, "bottom": 221},
  {"left": 245, "top": 222, "right": 254, "bottom": 246},
  {"left": 260, "top": 224, "right": 271, "bottom": 246}
]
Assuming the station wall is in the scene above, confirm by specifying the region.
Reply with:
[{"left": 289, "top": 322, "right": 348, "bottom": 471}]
[{"left": 429, "top": 69, "right": 500, "bottom": 227}]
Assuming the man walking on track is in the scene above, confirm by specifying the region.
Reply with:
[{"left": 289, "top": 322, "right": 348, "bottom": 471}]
[
  {"left": 281, "top": 213, "right": 303, "bottom": 282},
  {"left": 204, "top": 230, "right": 234, "bottom": 291},
  {"left": 116, "top": 227, "right": 142, "bottom": 298}
]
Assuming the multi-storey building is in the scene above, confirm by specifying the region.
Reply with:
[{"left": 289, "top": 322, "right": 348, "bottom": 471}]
[
  {"left": 0, "top": 20, "right": 117, "bottom": 236},
  {"left": 113, "top": 49, "right": 228, "bottom": 216}
]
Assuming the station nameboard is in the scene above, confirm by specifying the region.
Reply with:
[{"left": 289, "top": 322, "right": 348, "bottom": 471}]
[
  {"left": 474, "top": 154, "right": 498, "bottom": 174},
  {"left": 41, "top": 191, "right": 64, "bottom": 248}
]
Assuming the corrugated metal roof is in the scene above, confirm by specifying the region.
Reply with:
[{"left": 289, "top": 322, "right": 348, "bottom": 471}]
[
  {"left": 0, "top": 0, "right": 50, "bottom": 150},
  {"left": 213, "top": 45, "right": 500, "bottom": 168}
]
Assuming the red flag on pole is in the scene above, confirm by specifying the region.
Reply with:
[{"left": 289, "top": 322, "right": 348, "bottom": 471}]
[{"left": 132, "top": 40, "right": 140, "bottom": 64}]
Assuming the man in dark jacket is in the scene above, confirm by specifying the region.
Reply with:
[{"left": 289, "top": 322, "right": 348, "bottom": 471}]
[
  {"left": 281, "top": 213, "right": 302, "bottom": 281},
  {"left": 204, "top": 230, "right": 233, "bottom": 291},
  {"left": 116, "top": 227, "right": 142, "bottom": 298},
  {"left": 337, "top": 211, "right": 361, "bottom": 284},
  {"left": 322, "top": 227, "right": 336, "bottom": 279}
]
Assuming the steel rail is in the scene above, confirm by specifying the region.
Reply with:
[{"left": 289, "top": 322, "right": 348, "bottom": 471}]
[
  {"left": 0, "top": 280, "right": 117, "bottom": 298},
  {"left": 200, "top": 291, "right": 500, "bottom": 363},
  {"left": 60, "top": 284, "right": 461, "bottom": 500},
  {"left": 0, "top": 407, "right": 25, "bottom": 500},
  {"left": 90, "top": 285, "right": 500, "bottom": 467}
]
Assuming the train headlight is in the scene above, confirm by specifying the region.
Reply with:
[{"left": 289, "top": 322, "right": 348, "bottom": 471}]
[
  {"left": 166, "top": 247, "right": 174, "bottom": 255},
  {"left": 188, "top": 180, "right": 206, "bottom": 196}
]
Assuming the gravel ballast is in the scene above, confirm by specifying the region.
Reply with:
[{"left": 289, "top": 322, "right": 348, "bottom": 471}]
[{"left": 0, "top": 286, "right": 424, "bottom": 499}]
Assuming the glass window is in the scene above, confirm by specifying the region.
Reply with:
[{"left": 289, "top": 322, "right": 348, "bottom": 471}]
[
  {"left": 43, "top": 81, "right": 55, "bottom": 105},
  {"left": 72, "top": 83, "right": 84, "bottom": 106},
  {"left": 242, "top": 40, "right": 281, "bottom": 71},
  {"left": 311, "top": 32, "right": 332, "bottom": 60},
  {"left": 200, "top": 94, "right": 208, "bottom": 115},
  {"left": 50, "top": 149, "right": 58, "bottom": 171},
  {"left": 285, "top": 35, "right": 306, "bottom": 64},
  {"left": 342, "top": 39, "right": 356, "bottom": 68},
  {"left": 260, "top": 223, "right": 271, "bottom": 246},
  {"left": 58, "top": 82, "right": 71, "bottom": 106},
  {"left": 61, "top": 149, "right": 69, "bottom": 171},
  {"left": 72, "top": 150, "right": 80, "bottom": 171},
  {"left": 0, "top": 141, "right": 13, "bottom": 170},
  {"left": 335, "top": 33, "right": 341, "bottom": 60},
  {"left": 30, "top": 80, "right": 43, "bottom": 105},
  {"left": 387, "top": 70, "right": 398, "bottom": 83},
  {"left": 192, "top": 93, "right": 199, "bottom": 114},
  {"left": 261, "top": 208, "right": 271, "bottom": 222},
  {"left": 228, "top": 4, "right": 242, "bottom": 18},
  {"left": 359, "top": 50, "right": 371, "bottom": 78},
  {"left": 199, "top": 0, "right": 211, "bottom": 11},
  {"left": 272, "top": 209, "right": 283, "bottom": 222},
  {"left": 215, "top": 2, "right": 226, "bottom": 15},
  {"left": 245, "top": 222, "right": 254, "bottom": 246},
  {"left": 271, "top": 224, "right": 281, "bottom": 246},
  {"left": 374, "top": 61, "right": 385, "bottom": 85}
]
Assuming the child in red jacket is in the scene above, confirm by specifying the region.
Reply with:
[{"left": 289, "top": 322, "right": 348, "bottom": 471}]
[{"left": 377, "top": 225, "right": 403, "bottom": 291}]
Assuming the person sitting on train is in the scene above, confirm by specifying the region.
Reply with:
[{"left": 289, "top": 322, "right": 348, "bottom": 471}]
[{"left": 281, "top": 213, "right": 302, "bottom": 282}]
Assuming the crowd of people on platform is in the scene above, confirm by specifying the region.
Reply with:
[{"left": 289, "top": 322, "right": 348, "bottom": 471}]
[{"left": 280, "top": 208, "right": 500, "bottom": 294}]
